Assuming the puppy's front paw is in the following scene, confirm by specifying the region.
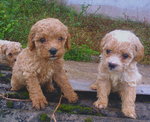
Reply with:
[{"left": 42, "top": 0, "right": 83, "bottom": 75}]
[
  {"left": 66, "top": 92, "right": 78, "bottom": 103},
  {"left": 10, "top": 88, "right": 17, "bottom": 91},
  {"left": 90, "top": 83, "right": 97, "bottom": 90},
  {"left": 122, "top": 107, "right": 136, "bottom": 119},
  {"left": 10, "top": 87, "right": 19, "bottom": 91},
  {"left": 10, "top": 85, "right": 21, "bottom": 91},
  {"left": 93, "top": 100, "right": 107, "bottom": 109},
  {"left": 32, "top": 96, "right": 48, "bottom": 109}
]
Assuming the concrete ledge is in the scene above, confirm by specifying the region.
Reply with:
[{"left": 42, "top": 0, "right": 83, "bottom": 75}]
[{"left": 65, "top": 61, "right": 150, "bottom": 95}]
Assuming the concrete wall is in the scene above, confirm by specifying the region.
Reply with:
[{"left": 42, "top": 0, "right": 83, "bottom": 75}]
[{"left": 58, "top": 0, "right": 150, "bottom": 23}]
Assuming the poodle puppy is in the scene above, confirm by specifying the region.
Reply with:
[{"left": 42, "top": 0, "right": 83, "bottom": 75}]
[
  {"left": 0, "top": 40, "right": 22, "bottom": 67},
  {"left": 11, "top": 18, "right": 78, "bottom": 109},
  {"left": 91, "top": 30, "right": 144, "bottom": 119}
]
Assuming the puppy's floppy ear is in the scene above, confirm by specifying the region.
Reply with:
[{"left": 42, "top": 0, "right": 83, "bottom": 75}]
[
  {"left": 65, "top": 33, "right": 71, "bottom": 50},
  {"left": 100, "top": 37, "right": 106, "bottom": 51},
  {"left": 28, "top": 29, "right": 35, "bottom": 51},
  {"left": 1, "top": 45, "right": 7, "bottom": 54},
  {"left": 100, "top": 33, "right": 111, "bottom": 52},
  {"left": 134, "top": 40, "right": 144, "bottom": 62}
]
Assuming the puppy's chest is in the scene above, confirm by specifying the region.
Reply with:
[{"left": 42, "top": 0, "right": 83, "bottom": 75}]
[
  {"left": 109, "top": 73, "right": 122, "bottom": 88},
  {"left": 109, "top": 70, "right": 138, "bottom": 88},
  {"left": 36, "top": 63, "right": 54, "bottom": 83}
]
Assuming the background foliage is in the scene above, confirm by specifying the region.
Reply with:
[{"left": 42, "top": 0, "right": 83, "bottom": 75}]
[{"left": 0, "top": 0, "right": 150, "bottom": 63}]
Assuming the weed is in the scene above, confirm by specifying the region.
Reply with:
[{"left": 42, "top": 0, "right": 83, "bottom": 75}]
[
  {"left": 0, "top": 73, "right": 4, "bottom": 77},
  {"left": 6, "top": 101, "right": 14, "bottom": 108},
  {"left": 6, "top": 90, "right": 29, "bottom": 99},
  {"left": 84, "top": 117, "right": 93, "bottom": 122},
  {"left": 39, "top": 113, "right": 50, "bottom": 122},
  {"left": 19, "top": 91, "right": 29, "bottom": 99},
  {"left": 64, "top": 44, "right": 99, "bottom": 61},
  {"left": 58, "top": 104, "right": 93, "bottom": 115}
]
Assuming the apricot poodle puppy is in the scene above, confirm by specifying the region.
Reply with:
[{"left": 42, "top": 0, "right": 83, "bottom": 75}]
[
  {"left": 91, "top": 30, "right": 144, "bottom": 119},
  {"left": 11, "top": 18, "right": 78, "bottom": 109},
  {"left": 0, "top": 40, "right": 22, "bottom": 67}
]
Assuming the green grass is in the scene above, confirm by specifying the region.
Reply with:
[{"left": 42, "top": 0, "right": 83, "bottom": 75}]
[
  {"left": 1, "top": 0, "right": 150, "bottom": 63},
  {"left": 84, "top": 117, "right": 93, "bottom": 122},
  {"left": 6, "top": 101, "right": 14, "bottom": 108},
  {"left": 39, "top": 113, "right": 50, "bottom": 122},
  {"left": 64, "top": 44, "right": 99, "bottom": 61},
  {"left": 0, "top": 72, "right": 4, "bottom": 77},
  {"left": 6, "top": 90, "right": 29, "bottom": 99},
  {"left": 58, "top": 104, "right": 103, "bottom": 116},
  {"left": 0, "top": 0, "right": 80, "bottom": 44},
  {"left": 58, "top": 104, "right": 93, "bottom": 114}
]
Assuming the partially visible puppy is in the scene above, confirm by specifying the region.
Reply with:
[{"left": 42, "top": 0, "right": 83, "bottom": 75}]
[
  {"left": 0, "top": 40, "right": 22, "bottom": 67},
  {"left": 91, "top": 30, "right": 144, "bottom": 119},
  {"left": 11, "top": 18, "right": 78, "bottom": 109}
]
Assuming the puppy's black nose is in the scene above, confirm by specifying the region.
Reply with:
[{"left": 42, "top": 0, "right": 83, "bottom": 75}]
[
  {"left": 49, "top": 48, "right": 57, "bottom": 55},
  {"left": 108, "top": 62, "right": 117, "bottom": 70}
]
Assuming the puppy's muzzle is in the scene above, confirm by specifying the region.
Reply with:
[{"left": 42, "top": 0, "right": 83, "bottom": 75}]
[
  {"left": 108, "top": 62, "right": 118, "bottom": 70},
  {"left": 49, "top": 48, "right": 57, "bottom": 55}
]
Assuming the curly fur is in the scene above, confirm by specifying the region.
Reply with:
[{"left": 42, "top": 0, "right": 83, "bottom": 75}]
[
  {"left": 11, "top": 18, "right": 78, "bottom": 109},
  {"left": 91, "top": 30, "right": 144, "bottom": 119},
  {"left": 0, "top": 40, "right": 22, "bottom": 67}
]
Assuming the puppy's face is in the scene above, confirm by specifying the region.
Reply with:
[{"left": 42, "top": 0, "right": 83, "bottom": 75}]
[
  {"left": 101, "top": 30, "right": 144, "bottom": 72},
  {"left": 4, "top": 43, "right": 22, "bottom": 67},
  {"left": 102, "top": 41, "right": 135, "bottom": 72},
  {"left": 28, "top": 18, "right": 70, "bottom": 60}
]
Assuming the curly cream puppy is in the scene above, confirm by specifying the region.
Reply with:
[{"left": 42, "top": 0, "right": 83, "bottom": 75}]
[
  {"left": 91, "top": 30, "right": 144, "bottom": 119},
  {"left": 11, "top": 18, "right": 78, "bottom": 109},
  {"left": 0, "top": 40, "right": 22, "bottom": 67}
]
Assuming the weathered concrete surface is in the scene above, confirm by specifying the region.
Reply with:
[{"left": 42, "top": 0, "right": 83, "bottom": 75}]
[
  {"left": 65, "top": 61, "right": 150, "bottom": 95},
  {"left": 0, "top": 108, "right": 149, "bottom": 122},
  {"left": 0, "top": 62, "right": 150, "bottom": 121},
  {"left": 0, "top": 90, "right": 150, "bottom": 121}
]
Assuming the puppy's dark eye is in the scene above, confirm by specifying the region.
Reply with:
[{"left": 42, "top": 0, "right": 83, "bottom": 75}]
[
  {"left": 58, "top": 37, "right": 64, "bottom": 41},
  {"left": 122, "top": 53, "right": 129, "bottom": 59},
  {"left": 106, "top": 49, "right": 112, "bottom": 54},
  {"left": 39, "top": 38, "right": 46, "bottom": 43},
  {"left": 8, "top": 53, "right": 12, "bottom": 57}
]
